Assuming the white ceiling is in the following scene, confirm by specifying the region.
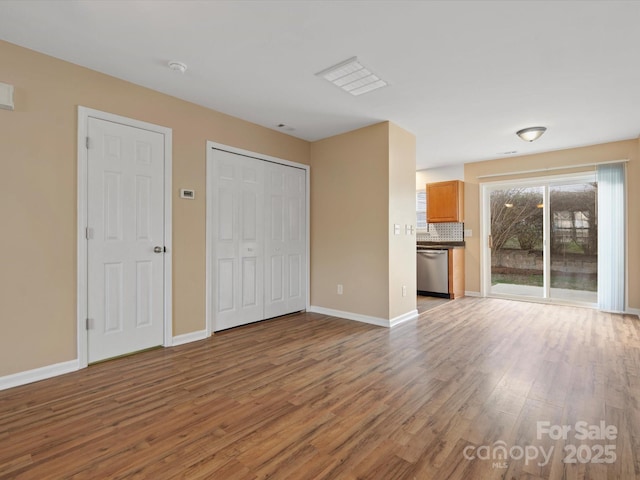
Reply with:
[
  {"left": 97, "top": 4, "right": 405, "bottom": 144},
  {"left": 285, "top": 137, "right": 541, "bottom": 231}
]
[{"left": 1, "top": 1, "right": 639, "bottom": 170}]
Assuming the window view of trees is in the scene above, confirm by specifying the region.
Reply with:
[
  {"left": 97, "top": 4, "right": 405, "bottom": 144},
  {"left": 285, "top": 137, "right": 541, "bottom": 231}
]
[
  {"left": 490, "top": 188, "right": 543, "bottom": 252},
  {"left": 490, "top": 183, "right": 597, "bottom": 295},
  {"left": 549, "top": 185, "right": 597, "bottom": 256}
]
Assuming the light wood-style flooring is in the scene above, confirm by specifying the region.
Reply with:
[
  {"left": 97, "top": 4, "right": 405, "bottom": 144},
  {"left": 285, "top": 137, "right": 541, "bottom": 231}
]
[
  {"left": 1, "top": 297, "right": 639, "bottom": 479},
  {"left": 416, "top": 295, "right": 451, "bottom": 314}
]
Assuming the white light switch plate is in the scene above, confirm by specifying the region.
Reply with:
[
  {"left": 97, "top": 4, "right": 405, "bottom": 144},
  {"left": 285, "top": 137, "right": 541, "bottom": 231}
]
[{"left": 464, "top": 229, "right": 472, "bottom": 238}]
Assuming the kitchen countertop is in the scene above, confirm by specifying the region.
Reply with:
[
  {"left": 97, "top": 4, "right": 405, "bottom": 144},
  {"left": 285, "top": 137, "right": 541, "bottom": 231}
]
[{"left": 417, "top": 241, "right": 465, "bottom": 249}]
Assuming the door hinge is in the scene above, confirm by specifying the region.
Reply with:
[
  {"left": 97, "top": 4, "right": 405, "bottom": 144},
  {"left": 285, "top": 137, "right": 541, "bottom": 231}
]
[
  {"left": 86, "top": 318, "right": 94, "bottom": 330},
  {"left": 85, "top": 227, "right": 94, "bottom": 240},
  {"left": 85, "top": 136, "right": 90, "bottom": 149}
]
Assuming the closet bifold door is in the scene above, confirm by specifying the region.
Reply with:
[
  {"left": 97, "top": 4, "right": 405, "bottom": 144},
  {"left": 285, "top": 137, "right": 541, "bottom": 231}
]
[
  {"left": 264, "top": 162, "right": 306, "bottom": 319},
  {"left": 211, "top": 148, "right": 307, "bottom": 331},
  {"left": 212, "top": 150, "right": 265, "bottom": 331}
]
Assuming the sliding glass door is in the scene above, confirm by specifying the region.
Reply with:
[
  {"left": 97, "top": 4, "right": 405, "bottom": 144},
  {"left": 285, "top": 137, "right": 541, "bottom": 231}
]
[
  {"left": 548, "top": 181, "right": 597, "bottom": 303},
  {"left": 489, "top": 186, "right": 544, "bottom": 298},
  {"left": 485, "top": 173, "right": 598, "bottom": 305}
]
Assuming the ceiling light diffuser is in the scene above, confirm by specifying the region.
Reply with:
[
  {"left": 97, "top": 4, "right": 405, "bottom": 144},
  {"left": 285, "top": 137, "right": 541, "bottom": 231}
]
[
  {"left": 516, "top": 126, "right": 547, "bottom": 142},
  {"left": 316, "top": 57, "right": 387, "bottom": 96}
]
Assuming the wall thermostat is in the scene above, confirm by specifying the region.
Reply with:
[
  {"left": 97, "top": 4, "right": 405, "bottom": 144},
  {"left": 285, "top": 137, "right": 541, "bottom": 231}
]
[
  {"left": 180, "top": 189, "right": 195, "bottom": 199},
  {"left": 0, "top": 82, "right": 14, "bottom": 111}
]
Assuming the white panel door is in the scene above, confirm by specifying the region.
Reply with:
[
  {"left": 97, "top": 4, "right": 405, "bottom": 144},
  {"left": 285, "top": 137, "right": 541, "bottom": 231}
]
[
  {"left": 264, "top": 162, "right": 306, "bottom": 318},
  {"left": 212, "top": 150, "right": 265, "bottom": 330},
  {"left": 87, "top": 118, "right": 165, "bottom": 363}
]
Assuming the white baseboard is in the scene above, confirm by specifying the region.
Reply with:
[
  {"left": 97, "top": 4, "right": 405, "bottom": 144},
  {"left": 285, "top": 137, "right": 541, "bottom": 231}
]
[
  {"left": 307, "top": 306, "right": 419, "bottom": 328},
  {"left": 0, "top": 359, "right": 79, "bottom": 391},
  {"left": 389, "top": 309, "right": 419, "bottom": 327},
  {"left": 1, "top": 329, "right": 209, "bottom": 391},
  {"left": 626, "top": 307, "right": 640, "bottom": 318},
  {"left": 464, "top": 291, "right": 481, "bottom": 297},
  {"left": 172, "top": 329, "right": 209, "bottom": 346},
  {"left": 308, "top": 305, "right": 390, "bottom": 328}
]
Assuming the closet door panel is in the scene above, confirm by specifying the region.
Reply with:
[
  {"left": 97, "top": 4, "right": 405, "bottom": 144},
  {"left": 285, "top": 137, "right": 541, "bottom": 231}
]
[
  {"left": 212, "top": 150, "right": 264, "bottom": 330},
  {"left": 285, "top": 167, "right": 307, "bottom": 313},
  {"left": 212, "top": 148, "right": 306, "bottom": 329},
  {"left": 265, "top": 164, "right": 287, "bottom": 318},
  {"left": 265, "top": 163, "right": 306, "bottom": 318}
]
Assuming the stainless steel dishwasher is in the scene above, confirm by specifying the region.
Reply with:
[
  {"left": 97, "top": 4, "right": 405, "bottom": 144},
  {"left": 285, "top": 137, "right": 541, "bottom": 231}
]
[{"left": 417, "top": 249, "right": 449, "bottom": 296}]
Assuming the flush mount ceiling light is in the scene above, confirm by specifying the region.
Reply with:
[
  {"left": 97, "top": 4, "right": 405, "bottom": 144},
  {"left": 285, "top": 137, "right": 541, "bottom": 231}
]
[
  {"left": 516, "top": 126, "right": 547, "bottom": 142},
  {"left": 316, "top": 57, "right": 387, "bottom": 96},
  {"left": 276, "top": 123, "right": 295, "bottom": 132},
  {"left": 168, "top": 61, "right": 187, "bottom": 73}
]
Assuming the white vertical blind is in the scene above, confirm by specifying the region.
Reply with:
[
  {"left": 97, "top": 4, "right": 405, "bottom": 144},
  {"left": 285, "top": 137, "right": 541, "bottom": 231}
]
[{"left": 597, "top": 163, "right": 626, "bottom": 312}]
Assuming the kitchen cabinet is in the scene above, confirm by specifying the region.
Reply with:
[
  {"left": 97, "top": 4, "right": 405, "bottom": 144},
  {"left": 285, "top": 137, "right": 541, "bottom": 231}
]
[
  {"left": 448, "top": 248, "right": 465, "bottom": 299},
  {"left": 426, "top": 180, "right": 464, "bottom": 223}
]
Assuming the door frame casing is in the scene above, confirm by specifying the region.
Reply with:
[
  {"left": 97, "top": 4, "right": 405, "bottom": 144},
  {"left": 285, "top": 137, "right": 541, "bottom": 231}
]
[
  {"left": 205, "top": 141, "right": 310, "bottom": 336},
  {"left": 77, "top": 107, "right": 173, "bottom": 369}
]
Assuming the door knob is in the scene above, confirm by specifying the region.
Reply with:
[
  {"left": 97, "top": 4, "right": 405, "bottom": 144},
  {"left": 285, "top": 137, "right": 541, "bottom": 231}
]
[{"left": 154, "top": 246, "right": 164, "bottom": 253}]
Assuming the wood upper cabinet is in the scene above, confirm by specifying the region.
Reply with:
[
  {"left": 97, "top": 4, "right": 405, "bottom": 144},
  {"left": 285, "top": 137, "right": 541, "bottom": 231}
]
[{"left": 426, "top": 180, "right": 464, "bottom": 223}]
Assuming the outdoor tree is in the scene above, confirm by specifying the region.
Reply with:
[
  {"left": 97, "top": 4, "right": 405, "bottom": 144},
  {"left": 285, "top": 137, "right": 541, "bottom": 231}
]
[
  {"left": 490, "top": 188, "right": 543, "bottom": 251},
  {"left": 549, "top": 184, "right": 597, "bottom": 255},
  {"left": 491, "top": 185, "right": 597, "bottom": 254}
]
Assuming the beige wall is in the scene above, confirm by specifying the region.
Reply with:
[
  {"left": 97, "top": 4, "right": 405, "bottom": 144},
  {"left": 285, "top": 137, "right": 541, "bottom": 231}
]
[
  {"left": 309, "top": 122, "right": 417, "bottom": 321},
  {"left": 309, "top": 123, "right": 390, "bottom": 319},
  {"left": 388, "top": 123, "right": 417, "bottom": 319},
  {"left": 463, "top": 139, "right": 639, "bottom": 310},
  {"left": 0, "top": 40, "right": 309, "bottom": 376},
  {"left": 415, "top": 164, "right": 464, "bottom": 190}
]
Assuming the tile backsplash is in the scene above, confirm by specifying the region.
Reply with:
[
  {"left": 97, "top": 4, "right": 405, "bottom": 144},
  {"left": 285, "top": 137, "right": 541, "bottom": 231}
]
[{"left": 416, "top": 222, "right": 464, "bottom": 242}]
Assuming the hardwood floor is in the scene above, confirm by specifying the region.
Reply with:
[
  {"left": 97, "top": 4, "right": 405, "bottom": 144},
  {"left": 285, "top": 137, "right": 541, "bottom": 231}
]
[
  {"left": 416, "top": 294, "right": 451, "bottom": 314},
  {"left": 1, "top": 298, "right": 639, "bottom": 479}
]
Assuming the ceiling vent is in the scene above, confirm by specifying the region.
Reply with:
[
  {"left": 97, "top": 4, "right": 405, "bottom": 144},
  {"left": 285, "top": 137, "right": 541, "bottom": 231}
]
[{"left": 316, "top": 57, "right": 387, "bottom": 96}]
